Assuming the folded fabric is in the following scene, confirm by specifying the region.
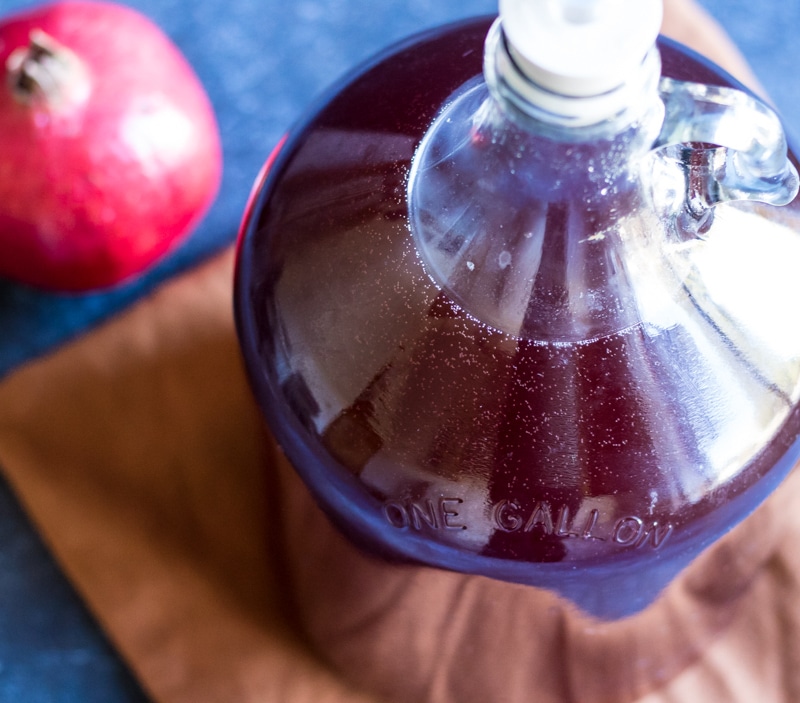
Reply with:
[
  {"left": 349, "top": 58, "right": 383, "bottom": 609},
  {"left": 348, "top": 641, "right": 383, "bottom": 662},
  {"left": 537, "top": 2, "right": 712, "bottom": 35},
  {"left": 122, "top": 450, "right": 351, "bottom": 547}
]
[
  {"left": 2, "top": 249, "right": 800, "bottom": 703},
  {"left": 0, "top": 250, "right": 375, "bottom": 702}
]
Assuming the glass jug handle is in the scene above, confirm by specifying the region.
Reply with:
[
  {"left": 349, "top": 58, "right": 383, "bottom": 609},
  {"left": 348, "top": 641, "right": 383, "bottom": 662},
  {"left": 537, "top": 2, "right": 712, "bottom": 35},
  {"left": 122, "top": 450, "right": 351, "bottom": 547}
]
[{"left": 652, "top": 77, "right": 799, "bottom": 229}]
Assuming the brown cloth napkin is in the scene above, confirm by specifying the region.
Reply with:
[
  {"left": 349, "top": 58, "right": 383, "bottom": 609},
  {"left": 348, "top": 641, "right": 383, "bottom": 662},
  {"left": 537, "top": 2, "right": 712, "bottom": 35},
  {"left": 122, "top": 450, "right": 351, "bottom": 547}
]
[
  {"left": 0, "top": 249, "right": 373, "bottom": 702},
  {"left": 0, "top": 3, "right": 798, "bottom": 702}
]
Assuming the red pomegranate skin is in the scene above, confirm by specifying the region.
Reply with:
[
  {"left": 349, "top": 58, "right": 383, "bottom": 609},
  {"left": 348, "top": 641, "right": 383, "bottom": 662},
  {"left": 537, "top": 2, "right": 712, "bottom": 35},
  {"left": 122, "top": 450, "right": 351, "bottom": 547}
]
[{"left": 0, "top": 0, "right": 222, "bottom": 291}]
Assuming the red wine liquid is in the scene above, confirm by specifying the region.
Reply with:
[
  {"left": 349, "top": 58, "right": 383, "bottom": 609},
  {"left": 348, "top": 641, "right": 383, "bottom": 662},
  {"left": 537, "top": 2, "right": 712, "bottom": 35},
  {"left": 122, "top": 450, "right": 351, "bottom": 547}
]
[{"left": 235, "top": 16, "right": 800, "bottom": 618}]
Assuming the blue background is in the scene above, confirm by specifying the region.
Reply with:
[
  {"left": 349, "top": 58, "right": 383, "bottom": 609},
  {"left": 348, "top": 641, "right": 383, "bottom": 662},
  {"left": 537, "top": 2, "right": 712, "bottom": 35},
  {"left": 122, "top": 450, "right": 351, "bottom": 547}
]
[{"left": 0, "top": 0, "right": 795, "bottom": 699}]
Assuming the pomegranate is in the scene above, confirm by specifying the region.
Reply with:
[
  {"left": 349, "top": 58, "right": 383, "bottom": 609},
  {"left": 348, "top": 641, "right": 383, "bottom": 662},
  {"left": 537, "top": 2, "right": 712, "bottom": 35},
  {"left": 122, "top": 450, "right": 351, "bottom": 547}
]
[{"left": 0, "top": 0, "right": 222, "bottom": 291}]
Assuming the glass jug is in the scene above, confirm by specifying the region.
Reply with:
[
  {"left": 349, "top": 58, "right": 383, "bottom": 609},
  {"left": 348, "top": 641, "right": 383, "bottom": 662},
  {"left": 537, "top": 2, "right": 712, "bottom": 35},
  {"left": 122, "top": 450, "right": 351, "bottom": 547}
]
[{"left": 234, "top": 0, "right": 800, "bottom": 621}]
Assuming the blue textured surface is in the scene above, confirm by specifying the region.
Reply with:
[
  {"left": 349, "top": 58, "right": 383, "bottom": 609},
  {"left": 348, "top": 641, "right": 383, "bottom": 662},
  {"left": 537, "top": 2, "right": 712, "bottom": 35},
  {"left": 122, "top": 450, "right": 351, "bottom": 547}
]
[
  {"left": 0, "top": 0, "right": 796, "bottom": 699},
  {"left": 0, "top": 473, "right": 149, "bottom": 702},
  {"left": 698, "top": 0, "right": 800, "bottom": 144}
]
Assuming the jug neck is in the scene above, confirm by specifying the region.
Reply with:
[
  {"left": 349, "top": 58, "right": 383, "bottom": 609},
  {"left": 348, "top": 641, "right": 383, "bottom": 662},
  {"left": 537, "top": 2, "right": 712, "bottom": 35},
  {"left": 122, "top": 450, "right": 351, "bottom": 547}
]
[
  {"left": 407, "top": 23, "right": 669, "bottom": 343},
  {"left": 484, "top": 17, "right": 664, "bottom": 133},
  {"left": 408, "top": 17, "right": 798, "bottom": 343}
]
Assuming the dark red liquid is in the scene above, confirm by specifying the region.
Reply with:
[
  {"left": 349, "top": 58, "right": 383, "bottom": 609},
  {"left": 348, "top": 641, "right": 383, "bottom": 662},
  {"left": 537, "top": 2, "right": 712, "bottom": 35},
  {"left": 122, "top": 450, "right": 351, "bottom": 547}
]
[{"left": 235, "top": 17, "right": 800, "bottom": 618}]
